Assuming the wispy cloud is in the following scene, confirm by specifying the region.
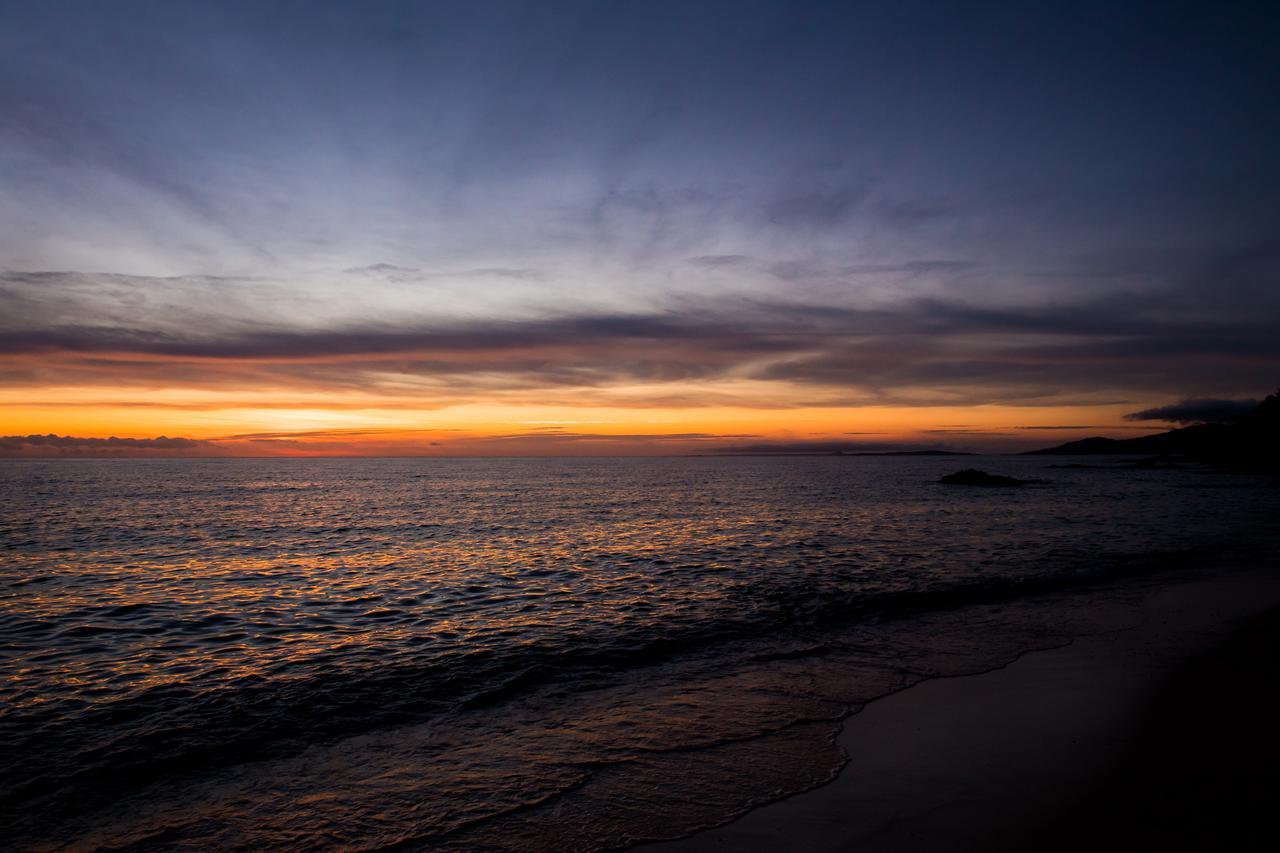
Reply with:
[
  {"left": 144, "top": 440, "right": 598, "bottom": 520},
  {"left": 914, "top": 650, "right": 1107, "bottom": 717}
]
[
  {"left": 707, "top": 440, "right": 951, "bottom": 455},
  {"left": 3, "top": 266, "right": 1277, "bottom": 409},
  {"left": 342, "top": 264, "right": 544, "bottom": 281}
]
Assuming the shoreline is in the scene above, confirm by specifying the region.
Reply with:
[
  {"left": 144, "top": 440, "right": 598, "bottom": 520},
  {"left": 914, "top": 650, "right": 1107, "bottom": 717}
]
[{"left": 641, "top": 567, "right": 1280, "bottom": 852}]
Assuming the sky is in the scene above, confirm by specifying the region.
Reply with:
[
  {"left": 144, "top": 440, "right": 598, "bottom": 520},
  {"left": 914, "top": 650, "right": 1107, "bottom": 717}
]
[{"left": 2, "top": 0, "right": 1278, "bottom": 456}]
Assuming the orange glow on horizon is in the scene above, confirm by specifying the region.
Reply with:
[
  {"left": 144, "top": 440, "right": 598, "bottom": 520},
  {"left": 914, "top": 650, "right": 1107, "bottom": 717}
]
[{"left": 0, "top": 381, "right": 1166, "bottom": 456}]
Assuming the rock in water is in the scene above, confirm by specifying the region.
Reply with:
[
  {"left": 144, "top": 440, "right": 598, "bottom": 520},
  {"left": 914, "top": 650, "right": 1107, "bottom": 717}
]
[{"left": 940, "top": 469, "right": 1043, "bottom": 486}]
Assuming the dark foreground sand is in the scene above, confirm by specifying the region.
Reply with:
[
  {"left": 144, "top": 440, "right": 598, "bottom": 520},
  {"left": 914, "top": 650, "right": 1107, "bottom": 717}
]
[{"left": 643, "top": 570, "right": 1280, "bottom": 852}]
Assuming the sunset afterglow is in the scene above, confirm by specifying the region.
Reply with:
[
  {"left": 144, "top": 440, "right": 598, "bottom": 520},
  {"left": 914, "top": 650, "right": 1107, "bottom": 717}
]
[{"left": 4, "top": 4, "right": 1277, "bottom": 456}]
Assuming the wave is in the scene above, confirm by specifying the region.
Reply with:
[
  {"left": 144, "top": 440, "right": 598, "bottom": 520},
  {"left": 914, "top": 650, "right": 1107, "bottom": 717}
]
[{"left": 0, "top": 537, "right": 1247, "bottom": 837}]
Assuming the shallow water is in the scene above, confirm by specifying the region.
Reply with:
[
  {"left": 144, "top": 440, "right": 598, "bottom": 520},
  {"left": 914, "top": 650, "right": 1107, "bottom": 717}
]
[{"left": 2, "top": 456, "right": 1277, "bottom": 850}]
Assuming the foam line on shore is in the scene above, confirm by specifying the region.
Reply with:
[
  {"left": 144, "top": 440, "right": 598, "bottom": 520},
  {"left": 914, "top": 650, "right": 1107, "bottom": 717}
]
[{"left": 643, "top": 568, "right": 1280, "bottom": 852}]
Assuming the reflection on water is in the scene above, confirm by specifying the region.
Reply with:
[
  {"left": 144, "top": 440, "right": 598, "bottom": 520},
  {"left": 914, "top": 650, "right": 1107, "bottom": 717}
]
[{"left": 1, "top": 457, "right": 1276, "bottom": 849}]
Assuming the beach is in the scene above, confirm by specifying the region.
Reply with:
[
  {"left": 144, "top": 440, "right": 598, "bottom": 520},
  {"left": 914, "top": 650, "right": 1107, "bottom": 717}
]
[{"left": 645, "top": 568, "right": 1280, "bottom": 852}]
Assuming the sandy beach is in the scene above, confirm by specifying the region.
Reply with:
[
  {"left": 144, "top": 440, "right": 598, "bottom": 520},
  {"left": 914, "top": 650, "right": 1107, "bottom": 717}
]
[{"left": 644, "top": 568, "right": 1280, "bottom": 852}]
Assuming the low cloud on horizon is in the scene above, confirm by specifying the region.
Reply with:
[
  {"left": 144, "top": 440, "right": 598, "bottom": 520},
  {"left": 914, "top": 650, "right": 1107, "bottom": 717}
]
[
  {"left": 1124, "top": 397, "right": 1262, "bottom": 425},
  {"left": 0, "top": 434, "right": 216, "bottom": 458}
]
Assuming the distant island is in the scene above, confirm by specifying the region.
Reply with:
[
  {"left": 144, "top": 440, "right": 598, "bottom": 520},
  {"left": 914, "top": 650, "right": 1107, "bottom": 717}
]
[
  {"left": 838, "top": 450, "right": 976, "bottom": 457},
  {"left": 713, "top": 448, "right": 976, "bottom": 457},
  {"left": 1027, "top": 390, "right": 1279, "bottom": 471}
]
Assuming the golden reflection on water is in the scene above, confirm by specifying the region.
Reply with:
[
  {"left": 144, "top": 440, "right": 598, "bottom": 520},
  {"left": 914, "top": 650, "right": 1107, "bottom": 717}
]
[
  {"left": 4, "top": 510, "right": 761, "bottom": 711},
  {"left": 3, "top": 455, "right": 1273, "bottom": 721}
]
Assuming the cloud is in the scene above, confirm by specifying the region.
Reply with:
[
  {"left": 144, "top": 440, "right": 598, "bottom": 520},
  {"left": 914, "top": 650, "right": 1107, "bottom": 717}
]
[
  {"left": 707, "top": 440, "right": 951, "bottom": 455},
  {"left": 343, "top": 263, "right": 420, "bottom": 275},
  {"left": 1123, "top": 398, "right": 1260, "bottom": 424},
  {"left": 218, "top": 427, "right": 463, "bottom": 440},
  {"left": 0, "top": 313, "right": 792, "bottom": 363},
  {"left": 1011, "top": 425, "right": 1153, "bottom": 430},
  {"left": 464, "top": 431, "right": 746, "bottom": 444},
  {"left": 875, "top": 198, "right": 958, "bottom": 228},
  {"left": 686, "top": 254, "right": 752, "bottom": 268},
  {"left": 766, "top": 260, "right": 978, "bottom": 282},
  {"left": 921, "top": 428, "right": 1005, "bottom": 435},
  {"left": 343, "top": 265, "right": 544, "bottom": 281},
  {"left": 764, "top": 185, "right": 867, "bottom": 228},
  {"left": 0, "top": 434, "right": 216, "bottom": 458},
  {"left": 3, "top": 266, "right": 1278, "bottom": 409}
]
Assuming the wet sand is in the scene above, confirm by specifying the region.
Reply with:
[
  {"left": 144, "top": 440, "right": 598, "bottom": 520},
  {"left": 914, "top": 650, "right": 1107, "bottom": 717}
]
[{"left": 642, "top": 569, "right": 1280, "bottom": 852}]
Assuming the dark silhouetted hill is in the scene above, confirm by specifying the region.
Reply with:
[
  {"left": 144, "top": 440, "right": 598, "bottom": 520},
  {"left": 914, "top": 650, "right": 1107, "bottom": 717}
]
[{"left": 1026, "top": 390, "right": 1279, "bottom": 471}]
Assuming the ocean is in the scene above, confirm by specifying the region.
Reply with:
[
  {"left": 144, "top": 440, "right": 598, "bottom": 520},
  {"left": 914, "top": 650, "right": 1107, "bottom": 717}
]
[{"left": 2, "top": 456, "right": 1277, "bottom": 850}]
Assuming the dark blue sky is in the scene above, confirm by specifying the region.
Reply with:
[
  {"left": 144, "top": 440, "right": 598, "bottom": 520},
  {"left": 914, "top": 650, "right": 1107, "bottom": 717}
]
[{"left": 2, "top": 0, "right": 1278, "bottom": 432}]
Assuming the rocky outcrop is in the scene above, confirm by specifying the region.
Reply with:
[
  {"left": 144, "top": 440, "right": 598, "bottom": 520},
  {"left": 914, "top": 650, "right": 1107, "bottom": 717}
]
[{"left": 940, "top": 469, "right": 1046, "bottom": 487}]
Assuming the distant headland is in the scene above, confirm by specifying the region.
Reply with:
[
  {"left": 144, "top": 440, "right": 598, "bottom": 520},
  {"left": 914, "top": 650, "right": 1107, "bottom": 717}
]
[{"left": 1027, "top": 390, "right": 1279, "bottom": 471}]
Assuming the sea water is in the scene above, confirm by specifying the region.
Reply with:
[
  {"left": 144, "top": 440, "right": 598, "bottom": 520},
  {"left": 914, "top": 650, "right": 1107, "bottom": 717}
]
[{"left": 2, "top": 456, "right": 1276, "bottom": 849}]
